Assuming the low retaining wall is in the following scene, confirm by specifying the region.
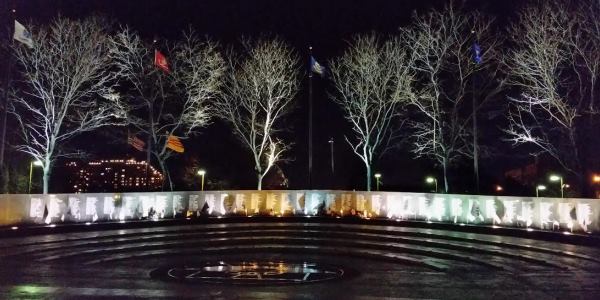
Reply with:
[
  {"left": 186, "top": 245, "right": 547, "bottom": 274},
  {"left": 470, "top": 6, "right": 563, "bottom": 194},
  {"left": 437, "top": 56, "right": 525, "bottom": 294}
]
[{"left": 0, "top": 190, "right": 598, "bottom": 233}]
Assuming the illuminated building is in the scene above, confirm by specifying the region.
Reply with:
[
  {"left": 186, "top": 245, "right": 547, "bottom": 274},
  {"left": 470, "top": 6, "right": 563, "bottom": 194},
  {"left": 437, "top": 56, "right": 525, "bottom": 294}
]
[{"left": 65, "top": 159, "right": 163, "bottom": 193}]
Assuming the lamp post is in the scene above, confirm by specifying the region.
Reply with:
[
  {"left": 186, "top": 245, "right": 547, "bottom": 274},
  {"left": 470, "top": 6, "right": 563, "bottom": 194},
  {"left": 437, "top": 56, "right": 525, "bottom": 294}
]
[
  {"left": 549, "top": 175, "right": 565, "bottom": 198},
  {"left": 28, "top": 160, "right": 43, "bottom": 194},
  {"left": 328, "top": 137, "right": 334, "bottom": 174},
  {"left": 374, "top": 173, "right": 382, "bottom": 191},
  {"left": 197, "top": 169, "right": 206, "bottom": 191},
  {"left": 536, "top": 184, "right": 546, "bottom": 197},
  {"left": 426, "top": 176, "right": 438, "bottom": 193}
]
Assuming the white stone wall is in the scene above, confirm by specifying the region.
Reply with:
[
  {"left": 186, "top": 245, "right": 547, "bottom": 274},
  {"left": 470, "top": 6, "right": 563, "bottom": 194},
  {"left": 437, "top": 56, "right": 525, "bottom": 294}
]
[{"left": 1, "top": 191, "right": 598, "bottom": 233}]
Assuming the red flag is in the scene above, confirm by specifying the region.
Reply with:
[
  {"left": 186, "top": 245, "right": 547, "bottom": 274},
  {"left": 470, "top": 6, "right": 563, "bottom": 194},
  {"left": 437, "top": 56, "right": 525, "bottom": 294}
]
[
  {"left": 154, "top": 49, "right": 170, "bottom": 73},
  {"left": 128, "top": 135, "right": 146, "bottom": 152}
]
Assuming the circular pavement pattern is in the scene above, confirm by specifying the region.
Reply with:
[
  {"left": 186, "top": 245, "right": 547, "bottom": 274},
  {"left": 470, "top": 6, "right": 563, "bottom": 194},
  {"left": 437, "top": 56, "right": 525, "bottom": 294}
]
[
  {"left": 1, "top": 220, "right": 600, "bottom": 299},
  {"left": 150, "top": 261, "right": 346, "bottom": 285}
]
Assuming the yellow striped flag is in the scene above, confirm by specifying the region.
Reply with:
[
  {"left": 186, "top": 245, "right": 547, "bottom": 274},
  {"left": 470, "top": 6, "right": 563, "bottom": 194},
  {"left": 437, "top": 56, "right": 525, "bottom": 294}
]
[{"left": 166, "top": 135, "right": 184, "bottom": 153}]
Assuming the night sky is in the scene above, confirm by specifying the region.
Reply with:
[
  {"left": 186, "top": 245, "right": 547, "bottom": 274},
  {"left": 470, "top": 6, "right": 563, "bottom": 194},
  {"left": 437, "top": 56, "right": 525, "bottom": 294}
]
[{"left": 3, "top": 0, "right": 534, "bottom": 193}]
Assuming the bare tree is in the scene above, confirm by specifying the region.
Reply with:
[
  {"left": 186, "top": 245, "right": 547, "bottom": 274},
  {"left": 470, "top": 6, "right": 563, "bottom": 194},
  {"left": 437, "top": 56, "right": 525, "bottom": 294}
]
[
  {"left": 402, "top": 5, "right": 502, "bottom": 193},
  {"left": 328, "top": 34, "right": 413, "bottom": 191},
  {"left": 11, "top": 17, "right": 126, "bottom": 194},
  {"left": 110, "top": 27, "right": 225, "bottom": 191},
  {"left": 504, "top": 1, "right": 599, "bottom": 193},
  {"left": 216, "top": 38, "right": 300, "bottom": 190}
]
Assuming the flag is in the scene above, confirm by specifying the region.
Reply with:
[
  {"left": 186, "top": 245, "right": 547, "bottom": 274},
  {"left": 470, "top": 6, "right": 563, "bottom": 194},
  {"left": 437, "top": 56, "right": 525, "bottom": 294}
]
[
  {"left": 310, "top": 56, "right": 325, "bottom": 76},
  {"left": 14, "top": 20, "right": 33, "bottom": 48},
  {"left": 128, "top": 135, "right": 146, "bottom": 152},
  {"left": 166, "top": 135, "right": 184, "bottom": 153},
  {"left": 472, "top": 42, "right": 482, "bottom": 64},
  {"left": 154, "top": 49, "right": 170, "bottom": 73}
]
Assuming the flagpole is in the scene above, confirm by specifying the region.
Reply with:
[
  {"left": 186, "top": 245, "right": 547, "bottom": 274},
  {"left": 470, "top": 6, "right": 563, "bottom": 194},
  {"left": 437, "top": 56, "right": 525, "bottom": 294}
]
[
  {"left": 0, "top": 5, "right": 16, "bottom": 192},
  {"left": 146, "top": 40, "right": 158, "bottom": 192},
  {"left": 308, "top": 46, "right": 314, "bottom": 190},
  {"left": 472, "top": 31, "right": 480, "bottom": 194},
  {"left": 473, "top": 73, "right": 479, "bottom": 194}
]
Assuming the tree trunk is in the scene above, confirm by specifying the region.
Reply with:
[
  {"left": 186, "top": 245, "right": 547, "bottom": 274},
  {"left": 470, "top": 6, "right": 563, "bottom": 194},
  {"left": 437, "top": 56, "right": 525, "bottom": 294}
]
[
  {"left": 165, "top": 169, "right": 173, "bottom": 191},
  {"left": 365, "top": 163, "right": 372, "bottom": 192},
  {"left": 257, "top": 172, "right": 263, "bottom": 191},
  {"left": 0, "top": 165, "right": 8, "bottom": 194},
  {"left": 42, "top": 166, "right": 50, "bottom": 194},
  {"left": 568, "top": 130, "right": 584, "bottom": 197},
  {"left": 157, "top": 159, "right": 173, "bottom": 191},
  {"left": 442, "top": 157, "right": 449, "bottom": 193}
]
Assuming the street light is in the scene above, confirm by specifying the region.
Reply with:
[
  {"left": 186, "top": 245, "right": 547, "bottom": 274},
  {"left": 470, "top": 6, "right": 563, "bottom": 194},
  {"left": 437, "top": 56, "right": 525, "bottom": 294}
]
[
  {"left": 374, "top": 173, "right": 382, "bottom": 191},
  {"left": 426, "top": 176, "right": 438, "bottom": 193},
  {"left": 549, "top": 174, "right": 565, "bottom": 198},
  {"left": 28, "top": 160, "right": 43, "bottom": 194},
  {"left": 536, "top": 184, "right": 546, "bottom": 197},
  {"left": 495, "top": 185, "right": 503, "bottom": 193},
  {"left": 197, "top": 169, "right": 206, "bottom": 191}
]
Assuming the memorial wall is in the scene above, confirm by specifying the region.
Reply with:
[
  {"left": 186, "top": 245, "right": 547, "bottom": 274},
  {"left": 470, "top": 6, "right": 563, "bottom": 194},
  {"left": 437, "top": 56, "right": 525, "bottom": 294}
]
[{"left": 0, "top": 190, "right": 598, "bottom": 233}]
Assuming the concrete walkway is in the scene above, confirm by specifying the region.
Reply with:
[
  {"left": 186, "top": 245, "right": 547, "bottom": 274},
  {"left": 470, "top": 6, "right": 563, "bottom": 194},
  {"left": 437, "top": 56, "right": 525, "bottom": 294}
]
[{"left": 1, "top": 221, "right": 599, "bottom": 299}]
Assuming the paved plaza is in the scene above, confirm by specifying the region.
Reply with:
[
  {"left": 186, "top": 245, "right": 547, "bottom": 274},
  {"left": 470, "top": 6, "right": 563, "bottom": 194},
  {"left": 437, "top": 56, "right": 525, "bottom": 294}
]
[{"left": 1, "top": 220, "right": 599, "bottom": 299}]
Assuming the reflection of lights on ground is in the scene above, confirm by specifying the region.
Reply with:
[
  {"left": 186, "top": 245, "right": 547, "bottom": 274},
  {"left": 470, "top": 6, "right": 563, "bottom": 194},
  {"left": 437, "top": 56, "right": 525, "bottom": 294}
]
[
  {"left": 85, "top": 222, "right": 91, "bottom": 225},
  {"left": 186, "top": 218, "right": 191, "bottom": 220},
  {"left": 563, "top": 231, "right": 572, "bottom": 235},
  {"left": 162, "top": 261, "right": 342, "bottom": 284},
  {"left": 459, "top": 223, "right": 465, "bottom": 226},
  {"left": 11, "top": 285, "right": 48, "bottom": 297},
  {"left": 49, "top": 224, "right": 56, "bottom": 228},
  {"left": 492, "top": 225, "right": 500, "bottom": 229},
  {"left": 526, "top": 228, "right": 534, "bottom": 232},
  {"left": 119, "top": 220, "right": 126, "bottom": 223},
  {"left": 11, "top": 226, "right": 18, "bottom": 230}
]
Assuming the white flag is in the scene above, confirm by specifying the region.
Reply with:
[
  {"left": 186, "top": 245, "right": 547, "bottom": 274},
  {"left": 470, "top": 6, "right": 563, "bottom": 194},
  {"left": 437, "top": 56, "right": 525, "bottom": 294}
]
[{"left": 14, "top": 20, "right": 33, "bottom": 48}]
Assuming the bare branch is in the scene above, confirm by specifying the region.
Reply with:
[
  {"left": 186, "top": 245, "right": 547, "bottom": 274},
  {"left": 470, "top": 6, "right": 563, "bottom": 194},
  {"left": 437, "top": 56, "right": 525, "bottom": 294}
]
[
  {"left": 503, "top": 0, "right": 600, "bottom": 183},
  {"left": 11, "top": 17, "right": 126, "bottom": 193},
  {"left": 329, "top": 33, "right": 412, "bottom": 191},
  {"left": 110, "top": 27, "right": 225, "bottom": 190},
  {"left": 216, "top": 37, "right": 300, "bottom": 190}
]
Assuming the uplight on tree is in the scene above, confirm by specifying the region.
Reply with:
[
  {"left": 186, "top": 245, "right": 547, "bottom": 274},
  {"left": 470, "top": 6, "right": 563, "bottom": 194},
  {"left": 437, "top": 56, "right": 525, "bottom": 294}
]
[
  {"left": 504, "top": 1, "right": 600, "bottom": 196},
  {"left": 216, "top": 38, "right": 300, "bottom": 190},
  {"left": 12, "top": 17, "right": 126, "bottom": 194},
  {"left": 329, "top": 34, "right": 412, "bottom": 191}
]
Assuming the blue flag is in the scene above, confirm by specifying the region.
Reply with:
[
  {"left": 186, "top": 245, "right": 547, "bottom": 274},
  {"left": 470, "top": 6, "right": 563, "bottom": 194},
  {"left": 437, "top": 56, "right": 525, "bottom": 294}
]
[
  {"left": 472, "top": 42, "right": 482, "bottom": 64},
  {"left": 310, "top": 56, "right": 325, "bottom": 76}
]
